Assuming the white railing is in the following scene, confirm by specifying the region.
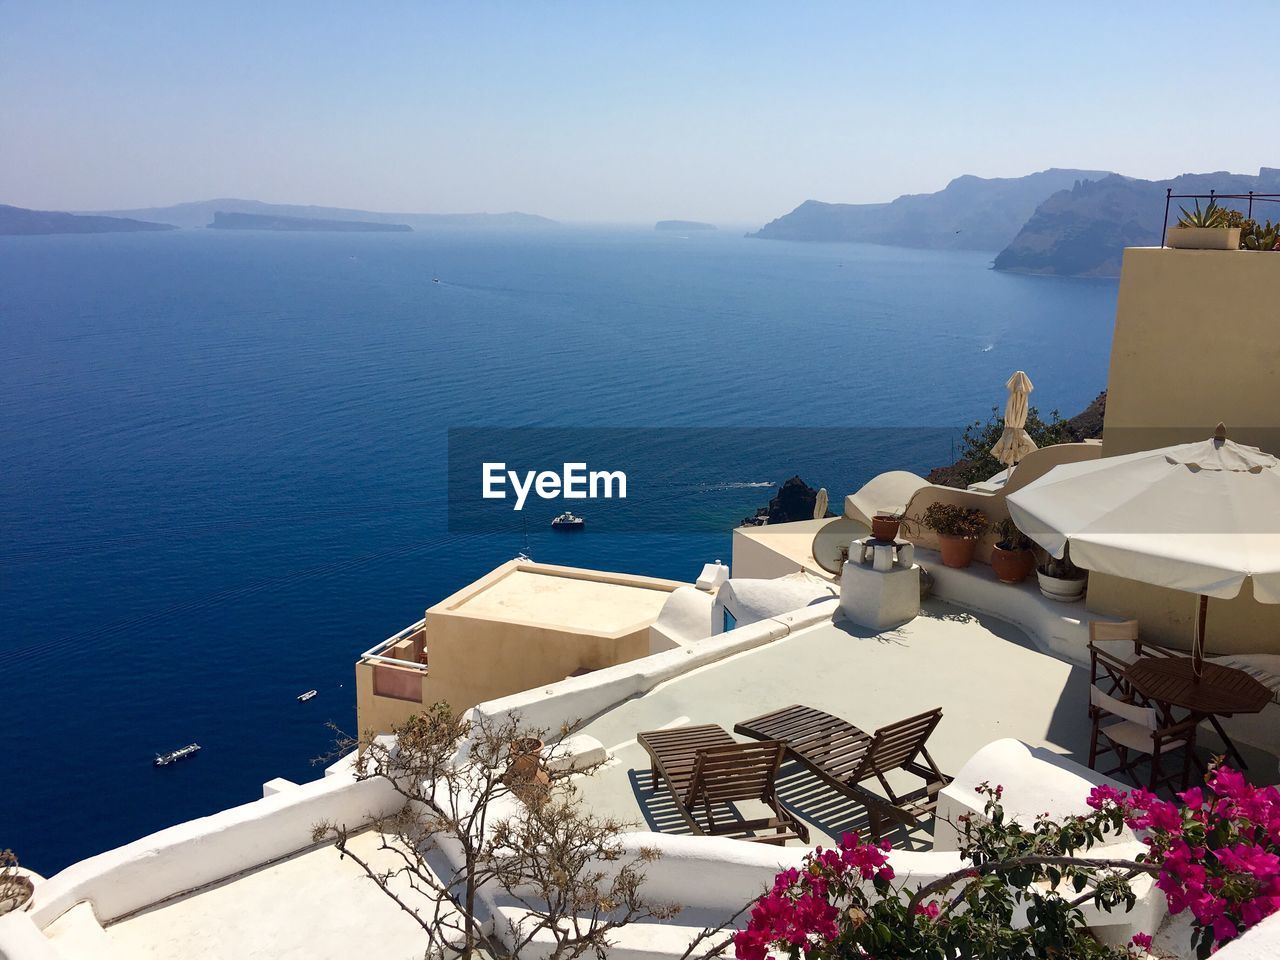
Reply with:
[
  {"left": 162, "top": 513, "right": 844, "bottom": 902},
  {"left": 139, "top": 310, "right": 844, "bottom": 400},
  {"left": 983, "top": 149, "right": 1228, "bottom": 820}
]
[{"left": 359, "top": 618, "right": 429, "bottom": 672}]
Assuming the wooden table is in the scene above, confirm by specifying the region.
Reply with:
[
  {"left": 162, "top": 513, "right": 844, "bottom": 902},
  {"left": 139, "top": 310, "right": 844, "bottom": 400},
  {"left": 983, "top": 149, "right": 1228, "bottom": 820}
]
[{"left": 1125, "top": 657, "right": 1273, "bottom": 768}]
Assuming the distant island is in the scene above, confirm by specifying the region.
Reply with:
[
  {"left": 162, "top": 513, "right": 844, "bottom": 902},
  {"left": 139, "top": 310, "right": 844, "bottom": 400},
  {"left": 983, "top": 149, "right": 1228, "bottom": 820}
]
[
  {"left": 655, "top": 220, "right": 716, "bottom": 232},
  {"left": 84, "top": 198, "right": 557, "bottom": 230},
  {"left": 751, "top": 168, "right": 1111, "bottom": 252},
  {"left": 0, "top": 204, "right": 177, "bottom": 236},
  {"left": 208, "top": 211, "right": 412, "bottom": 232}
]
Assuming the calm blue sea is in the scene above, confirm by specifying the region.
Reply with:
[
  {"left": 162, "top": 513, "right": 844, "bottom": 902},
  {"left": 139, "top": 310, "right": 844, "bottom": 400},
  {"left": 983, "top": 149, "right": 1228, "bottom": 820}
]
[{"left": 0, "top": 227, "right": 1117, "bottom": 872}]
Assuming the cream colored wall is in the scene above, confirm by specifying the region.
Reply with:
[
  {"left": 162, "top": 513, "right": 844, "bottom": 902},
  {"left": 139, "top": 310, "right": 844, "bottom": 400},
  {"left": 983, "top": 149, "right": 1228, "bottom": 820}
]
[
  {"left": 356, "top": 561, "right": 684, "bottom": 735},
  {"left": 355, "top": 661, "right": 426, "bottom": 739},
  {"left": 896, "top": 442, "right": 1102, "bottom": 561},
  {"left": 1087, "top": 247, "right": 1280, "bottom": 652},
  {"left": 420, "top": 613, "right": 651, "bottom": 714}
]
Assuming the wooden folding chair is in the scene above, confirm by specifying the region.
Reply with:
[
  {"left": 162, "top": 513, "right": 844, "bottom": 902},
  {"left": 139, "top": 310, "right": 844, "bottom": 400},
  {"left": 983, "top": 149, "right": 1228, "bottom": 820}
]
[
  {"left": 1088, "top": 684, "right": 1199, "bottom": 792},
  {"left": 637, "top": 724, "right": 809, "bottom": 845}
]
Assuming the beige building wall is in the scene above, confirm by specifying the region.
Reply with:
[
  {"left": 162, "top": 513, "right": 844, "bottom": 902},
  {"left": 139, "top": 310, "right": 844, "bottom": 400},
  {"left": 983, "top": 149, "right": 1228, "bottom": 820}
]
[
  {"left": 1088, "top": 247, "right": 1280, "bottom": 653},
  {"left": 356, "top": 561, "right": 683, "bottom": 736}
]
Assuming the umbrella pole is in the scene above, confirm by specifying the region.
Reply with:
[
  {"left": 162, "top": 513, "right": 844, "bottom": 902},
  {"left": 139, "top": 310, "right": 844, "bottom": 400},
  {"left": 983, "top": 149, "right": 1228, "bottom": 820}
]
[{"left": 1193, "top": 594, "right": 1208, "bottom": 681}]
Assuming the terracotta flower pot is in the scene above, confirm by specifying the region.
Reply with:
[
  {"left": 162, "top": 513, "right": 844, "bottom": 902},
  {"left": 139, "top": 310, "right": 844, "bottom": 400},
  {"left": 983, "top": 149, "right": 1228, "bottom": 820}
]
[
  {"left": 938, "top": 534, "right": 978, "bottom": 568},
  {"left": 508, "top": 737, "right": 545, "bottom": 780},
  {"left": 871, "top": 515, "right": 901, "bottom": 541},
  {"left": 990, "top": 546, "right": 1035, "bottom": 584}
]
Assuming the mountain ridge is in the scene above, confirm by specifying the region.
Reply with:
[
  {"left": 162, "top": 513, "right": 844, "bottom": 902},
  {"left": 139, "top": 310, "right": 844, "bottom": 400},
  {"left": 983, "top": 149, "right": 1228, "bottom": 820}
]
[
  {"left": 993, "top": 167, "right": 1280, "bottom": 277},
  {"left": 751, "top": 168, "right": 1113, "bottom": 251}
]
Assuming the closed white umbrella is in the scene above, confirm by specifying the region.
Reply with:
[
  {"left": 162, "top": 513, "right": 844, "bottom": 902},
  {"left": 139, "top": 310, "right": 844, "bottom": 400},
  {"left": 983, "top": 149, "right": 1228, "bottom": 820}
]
[
  {"left": 813, "top": 487, "right": 829, "bottom": 520},
  {"left": 991, "top": 370, "right": 1038, "bottom": 467},
  {"left": 1007, "top": 426, "right": 1280, "bottom": 675}
]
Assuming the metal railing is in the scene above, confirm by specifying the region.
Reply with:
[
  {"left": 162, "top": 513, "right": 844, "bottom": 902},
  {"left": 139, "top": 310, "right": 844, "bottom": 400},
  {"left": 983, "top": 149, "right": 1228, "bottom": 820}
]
[{"left": 1161, "top": 189, "right": 1280, "bottom": 247}]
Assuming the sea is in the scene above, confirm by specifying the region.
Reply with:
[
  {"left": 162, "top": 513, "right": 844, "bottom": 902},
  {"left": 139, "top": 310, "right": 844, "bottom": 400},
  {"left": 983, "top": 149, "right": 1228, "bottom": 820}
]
[{"left": 0, "top": 226, "right": 1118, "bottom": 873}]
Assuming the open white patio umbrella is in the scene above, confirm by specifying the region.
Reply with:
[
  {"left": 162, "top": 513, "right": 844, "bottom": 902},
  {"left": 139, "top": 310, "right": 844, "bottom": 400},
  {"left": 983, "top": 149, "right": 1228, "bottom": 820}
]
[
  {"left": 991, "top": 370, "right": 1038, "bottom": 467},
  {"left": 813, "top": 487, "right": 829, "bottom": 520},
  {"left": 1006, "top": 426, "right": 1280, "bottom": 676}
]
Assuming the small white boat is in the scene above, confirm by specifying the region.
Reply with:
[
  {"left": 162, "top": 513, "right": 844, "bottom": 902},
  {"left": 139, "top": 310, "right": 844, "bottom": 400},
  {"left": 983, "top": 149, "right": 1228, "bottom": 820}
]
[
  {"left": 551, "top": 511, "right": 585, "bottom": 530},
  {"left": 154, "top": 743, "right": 201, "bottom": 767},
  {"left": 297, "top": 689, "right": 317, "bottom": 702}
]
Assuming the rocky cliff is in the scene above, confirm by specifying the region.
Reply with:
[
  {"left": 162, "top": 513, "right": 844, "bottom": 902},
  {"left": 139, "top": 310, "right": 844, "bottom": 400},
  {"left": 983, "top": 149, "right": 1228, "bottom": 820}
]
[
  {"left": 751, "top": 168, "right": 1111, "bottom": 251},
  {"left": 993, "top": 168, "right": 1280, "bottom": 277}
]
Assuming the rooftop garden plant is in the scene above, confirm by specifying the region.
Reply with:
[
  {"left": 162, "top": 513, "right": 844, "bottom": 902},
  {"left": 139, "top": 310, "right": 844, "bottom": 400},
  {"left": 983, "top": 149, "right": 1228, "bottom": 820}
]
[
  {"left": 995, "top": 516, "right": 1033, "bottom": 551},
  {"left": 734, "top": 764, "right": 1280, "bottom": 960},
  {"left": 1177, "top": 199, "right": 1230, "bottom": 229},
  {"left": 0, "top": 849, "right": 32, "bottom": 917},
  {"left": 921, "top": 501, "right": 989, "bottom": 539},
  {"left": 919, "top": 502, "right": 989, "bottom": 568},
  {"left": 1039, "top": 542, "right": 1086, "bottom": 581},
  {"left": 991, "top": 517, "right": 1036, "bottom": 583},
  {"left": 1242, "top": 218, "right": 1280, "bottom": 251},
  {"left": 1169, "top": 200, "right": 1245, "bottom": 250}
]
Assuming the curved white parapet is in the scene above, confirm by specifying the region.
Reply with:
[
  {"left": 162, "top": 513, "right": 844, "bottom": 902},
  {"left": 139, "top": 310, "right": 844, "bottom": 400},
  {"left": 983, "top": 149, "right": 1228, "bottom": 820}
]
[
  {"left": 934, "top": 738, "right": 1136, "bottom": 851},
  {"left": 844, "top": 470, "right": 931, "bottom": 527},
  {"left": 1214, "top": 911, "right": 1280, "bottom": 959},
  {"left": 24, "top": 764, "right": 401, "bottom": 932},
  {"left": 647, "top": 585, "right": 715, "bottom": 653},
  {"left": 470, "top": 601, "right": 838, "bottom": 735}
]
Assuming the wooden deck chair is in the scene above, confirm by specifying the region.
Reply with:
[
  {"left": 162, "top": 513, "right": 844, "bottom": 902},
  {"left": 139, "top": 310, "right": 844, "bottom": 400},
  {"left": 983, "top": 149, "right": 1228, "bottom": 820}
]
[
  {"left": 735, "top": 705, "right": 950, "bottom": 840},
  {"left": 636, "top": 724, "right": 809, "bottom": 845}
]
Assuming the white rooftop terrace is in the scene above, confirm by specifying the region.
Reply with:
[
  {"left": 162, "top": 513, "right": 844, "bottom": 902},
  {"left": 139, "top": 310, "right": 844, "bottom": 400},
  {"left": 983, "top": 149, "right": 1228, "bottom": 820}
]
[
  {"left": 571, "top": 580, "right": 1277, "bottom": 850},
  {"left": 572, "top": 596, "right": 1092, "bottom": 848},
  {"left": 43, "top": 831, "right": 433, "bottom": 960}
]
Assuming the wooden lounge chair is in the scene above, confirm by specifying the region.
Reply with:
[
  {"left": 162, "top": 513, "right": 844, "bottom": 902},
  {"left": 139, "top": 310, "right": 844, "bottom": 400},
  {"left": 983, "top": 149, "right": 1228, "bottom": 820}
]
[
  {"left": 636, "top": 724, "right": 810, "bottom": 845},
  {"left": 735, "top": 705, "right": 950, "bottom": 840}
]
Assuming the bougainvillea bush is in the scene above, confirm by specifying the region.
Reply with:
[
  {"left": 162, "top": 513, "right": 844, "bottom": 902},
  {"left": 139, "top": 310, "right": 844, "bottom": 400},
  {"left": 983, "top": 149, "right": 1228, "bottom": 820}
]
[
  {"left": 1088, "top": 766, "right": 1280, "bottom": 958},
  {"left": 735, "top": 768, "right": 1280, "bottom": 960}
]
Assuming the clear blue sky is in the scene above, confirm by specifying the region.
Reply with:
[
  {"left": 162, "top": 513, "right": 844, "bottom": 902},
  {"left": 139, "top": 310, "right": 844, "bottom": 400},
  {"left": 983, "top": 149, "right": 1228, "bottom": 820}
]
[{"left": 3, "top": 1, "right": 1276, "bottom": 224}]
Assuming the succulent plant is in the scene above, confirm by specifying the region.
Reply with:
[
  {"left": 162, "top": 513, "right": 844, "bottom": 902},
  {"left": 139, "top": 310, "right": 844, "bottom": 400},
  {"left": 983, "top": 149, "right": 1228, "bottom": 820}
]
[
  {"left": 1177, "top": 199, "right": 1230, "bottom": 229},
  {"left": 1241, "top": 218, "right": 1280, "bottom": 251}
]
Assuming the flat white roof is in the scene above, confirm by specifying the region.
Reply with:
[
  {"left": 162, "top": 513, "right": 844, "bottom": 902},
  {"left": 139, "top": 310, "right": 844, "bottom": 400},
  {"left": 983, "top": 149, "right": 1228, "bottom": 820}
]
[
  {"left": 88, "top": 831, "right": 433, "bottom": 960},
  {"left": 448, "top": 566, "right": 675, "bottom": 633},
  {"left": 572, "top": 599, "right": 1091, "bottom": 847}
]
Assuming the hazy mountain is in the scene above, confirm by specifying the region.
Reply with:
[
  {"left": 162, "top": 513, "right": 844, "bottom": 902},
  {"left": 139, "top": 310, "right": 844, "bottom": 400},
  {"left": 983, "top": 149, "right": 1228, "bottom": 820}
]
[
  {"left": 655, "top": 220, "right": 716, "bottom": 231},
  {"left": 84, "top": 198, "right": 557, "bottom": 230},
  {"left": 994, "top": 168, "right": 1280, "bottom": 277},
  {"left": 751, "top": 168, "right": 1112, "bottom": 251},
  {"left": 0, "top": 204, "right": 177, "bottom": 236},
  {"left": 208, "top": 211, "right": 412, "bottom": 232}
]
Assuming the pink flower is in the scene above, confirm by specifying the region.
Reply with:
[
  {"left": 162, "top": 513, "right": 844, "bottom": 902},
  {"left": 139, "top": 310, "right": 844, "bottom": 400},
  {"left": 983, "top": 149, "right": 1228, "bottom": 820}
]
[
  {"left": 914, "top": 901, "right": 941, "bottom": 919},
  {"left": 1130, "top": 931, "right": 1153, "bottom": 950}
]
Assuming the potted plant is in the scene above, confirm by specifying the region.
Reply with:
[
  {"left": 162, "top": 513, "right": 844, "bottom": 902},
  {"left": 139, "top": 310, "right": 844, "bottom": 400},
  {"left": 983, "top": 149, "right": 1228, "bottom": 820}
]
[
  {"left": 0, "top": 850, "right": 32, "bottom": 917},
  {"left": 1242, "top": 217, "right": 1280, "bottom": 251},
  {"left": 990, "top": 518, "right": 1035, "bottom": 584},
  {"left": 1166, "top": 199, "right": 1242, "bottom": 251},
  {"left": 507, "top": 736, "right": 545, "bottom": 781},
  {"left": 871, "top": 512, "right": 902, "bottom": 541},
  {"left": 920, "top": 502, "right": 988, "bottom": 568},
  {"left": 1037, "top": 545, "right": 1087, "bottom": 602}
]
